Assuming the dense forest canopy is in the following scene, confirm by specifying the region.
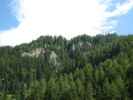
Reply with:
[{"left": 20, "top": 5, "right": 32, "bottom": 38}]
[{"left": 0, "top": 34, "right": 133, "bottom": 100}]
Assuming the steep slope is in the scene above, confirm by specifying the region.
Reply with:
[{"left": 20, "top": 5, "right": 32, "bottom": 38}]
[{"left": 0, "top": 34, "right": 133, "bottom": 100}]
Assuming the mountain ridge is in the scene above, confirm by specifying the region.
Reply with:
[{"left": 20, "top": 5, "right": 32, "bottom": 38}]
[{"left": 0, "top": 33, "right": 133, "bottom": 100}]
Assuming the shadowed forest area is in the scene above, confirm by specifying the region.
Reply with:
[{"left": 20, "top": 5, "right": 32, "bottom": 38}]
[{"left": 0, "top": 34, "right": 133, "bottom": 100}]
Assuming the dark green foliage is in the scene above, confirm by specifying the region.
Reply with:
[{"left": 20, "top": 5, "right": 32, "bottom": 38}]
[{"left": 0, "top": 34, "right": 133, "bottom": 100}]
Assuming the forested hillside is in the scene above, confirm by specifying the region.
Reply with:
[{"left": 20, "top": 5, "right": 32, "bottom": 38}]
[{"left": 0, "top": 34, "right": 133, "bottom": 100}]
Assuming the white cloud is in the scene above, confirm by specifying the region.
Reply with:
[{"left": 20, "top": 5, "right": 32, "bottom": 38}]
[
  {"left": 106, "top": 0, "right": 133, "bottom": 17},
  {"left": 0, "top": 0, "right": 133, "bottom": 46}
]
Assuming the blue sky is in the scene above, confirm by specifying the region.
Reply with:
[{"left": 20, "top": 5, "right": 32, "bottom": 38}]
[
  {"left": 116, "top": 9, "right": 133, "bottom": 35},
  {"left": 0, "top": 0, "right": 133, "bottom": 46},
  {"left": 0, "top": 0, "right": 19, "bottom": 31}
]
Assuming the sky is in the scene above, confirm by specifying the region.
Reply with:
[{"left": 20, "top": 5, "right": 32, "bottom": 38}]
[{"left": 0, "top": 0, "right": 133, "bottom": 46}]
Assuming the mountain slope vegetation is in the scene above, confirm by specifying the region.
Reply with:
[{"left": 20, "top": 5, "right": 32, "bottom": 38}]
[{"left": 0, "top": 34, "right": 133, "bottom": 100}]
